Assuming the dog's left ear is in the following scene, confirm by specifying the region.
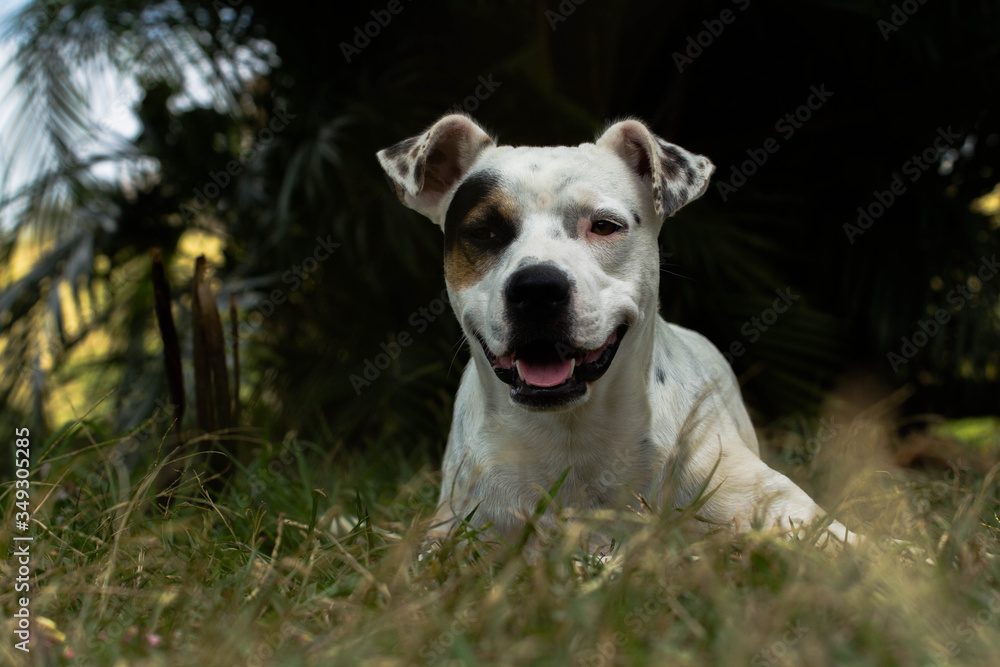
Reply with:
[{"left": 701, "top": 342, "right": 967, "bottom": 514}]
[
  {"left": 596, "top": 119, "right": 714, "bottom": 220},
  {"left": 377, "top": 114, "right": 496, "bottom": 227}
]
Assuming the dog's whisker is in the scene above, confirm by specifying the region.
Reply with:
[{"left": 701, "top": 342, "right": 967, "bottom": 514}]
[
  {"left": 659, "top": 267, "right": 694, "bottom": 281},
  {"left": 446, "top": 335, "right": 468, "bottom": 377}
]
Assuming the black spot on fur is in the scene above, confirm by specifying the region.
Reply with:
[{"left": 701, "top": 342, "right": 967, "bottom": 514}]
[
  {"left": 655, "top": 367, "right": 665, "bottom": 384},
  {"left": 662, "top": 145, "right": 689, "bottom": 169},
  {"left": 661, "top": 145, "right": 690, "bottom": 182},
  {"left": 560, "top": 216, "right": 579, "bottom": 239},
  {"left": 554, "top": 174, "right": 574, "bottom": 193},
  {"left": 396, "top": 161, "right": 410, "bottom": 179},
  {"left": 554, "top": 203, "right": 582, "bottom": 239},
  {"left": 661, "top": 186, "right": 683, "bottom": 217},
  {"left": 660, "top": 158, "right": 680, "bottom": 180},
  {"left": 383, "top": 136, "right": 418, "bottom": 161},
  {"left": 413, "top": 160, "right": 424, "bottom": 186}
]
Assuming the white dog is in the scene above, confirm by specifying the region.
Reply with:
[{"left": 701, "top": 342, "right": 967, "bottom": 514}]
[{"left": 377, "top": 114, "right": 855, "bottom": 551}]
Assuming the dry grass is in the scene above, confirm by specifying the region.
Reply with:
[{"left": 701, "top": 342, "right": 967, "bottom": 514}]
[{"left": 2, "top": 412, "right": 1000, "bottom": 667}]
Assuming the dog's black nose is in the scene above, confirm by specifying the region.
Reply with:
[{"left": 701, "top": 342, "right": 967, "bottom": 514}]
[{"left": 505, "top": 265, "right": 571, "bottom": 322}]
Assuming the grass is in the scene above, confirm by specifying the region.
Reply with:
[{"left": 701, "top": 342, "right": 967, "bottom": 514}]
[{"left": 2, "top": 411, "right": 1000, "bottom": 666}]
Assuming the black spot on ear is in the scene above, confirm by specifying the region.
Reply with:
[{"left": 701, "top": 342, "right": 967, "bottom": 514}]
[
  {"left": 661, "top": 157, "right": 680, "bottom": 180},
  {"left": 383, "top": 136, "right": 418, "bottom": 160},
  {"left": 396, "top": 161, "right": 410, "bottom": 179},
  {"left": 663, "top": 146, "right": 691, "bottom": 179},
  {"left": 684, "top": 167, "right": 696, "bottom": 187},
  {"left": 662, "top": 189, "right": 683, "bottom": 216},
  {"left": 413, "top": 161, "right": 424, "bottom": 185},
  {"left": 655, "top": 367, "right": 665, "bottom": 385}
]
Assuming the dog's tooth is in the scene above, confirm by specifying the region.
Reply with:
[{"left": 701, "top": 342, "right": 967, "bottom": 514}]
[
  {"left": 568, "top": 359, "right": 575, "bottom": 377},
  {"left": 515, "top": 359, "right": 525, "bottom": 381}
]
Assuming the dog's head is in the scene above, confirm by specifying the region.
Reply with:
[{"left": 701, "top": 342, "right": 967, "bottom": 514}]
[{"left": 377, "top": 114, "right": 713, "bottom": 409}]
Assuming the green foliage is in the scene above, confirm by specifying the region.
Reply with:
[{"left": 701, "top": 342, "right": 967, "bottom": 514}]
[{"left": 1, "top": 0, "right": 998, "bottom": 447}]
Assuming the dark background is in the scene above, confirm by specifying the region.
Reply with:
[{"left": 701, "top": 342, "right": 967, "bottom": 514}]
[{"left": 1, "top": 0, "right": 998, "bottom": 466}]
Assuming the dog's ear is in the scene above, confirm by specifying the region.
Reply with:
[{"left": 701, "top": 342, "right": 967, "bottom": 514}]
[
  {"left": 377, "top": 114, "right": 495, "bottom": 227},
  {"left": 596, "top": 119, "right": 714, "bottom": 220}
]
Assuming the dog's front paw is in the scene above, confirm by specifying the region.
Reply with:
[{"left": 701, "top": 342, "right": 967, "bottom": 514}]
[{"left": 813, "top": 519, "right": 863, "bottom": 550}]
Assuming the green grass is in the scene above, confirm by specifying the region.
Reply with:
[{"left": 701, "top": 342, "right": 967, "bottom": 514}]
[{"left": 3, "top": 415, "right": 1000, "bottom": 666}]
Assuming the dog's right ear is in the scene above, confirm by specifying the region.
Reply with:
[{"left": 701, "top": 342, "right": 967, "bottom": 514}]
[
  {"left": 597, "top": 119, "right": 714, "bottom": 221},
  {"left": 377, "top": 114, "right": 495, "bottom": 227}
]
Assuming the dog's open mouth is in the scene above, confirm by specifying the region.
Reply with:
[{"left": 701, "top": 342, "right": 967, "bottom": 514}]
[{"left": 476, "top": 324, "right": 628, "bottom": 407}]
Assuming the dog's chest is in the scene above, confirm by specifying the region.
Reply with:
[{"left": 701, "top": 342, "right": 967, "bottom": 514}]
[{"left": 491, "top": 423, "right": 663, "bottom": 510}]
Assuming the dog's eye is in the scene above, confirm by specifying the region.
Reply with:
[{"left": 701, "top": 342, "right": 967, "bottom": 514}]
[
  {"left": 468, "top": 226, "right": 497, "bottom": 241},
  {"left": 466, "top": 225, "right": 497, "bottom": 241},
  {"left": 590, "top": 220, "right": 620, "bottom": 236}
]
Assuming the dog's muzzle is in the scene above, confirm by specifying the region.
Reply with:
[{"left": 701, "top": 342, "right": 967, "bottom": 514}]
[
  {"left": 476, "top": 323, "right": 628, "bottom": 408},
  {"left": 474, "top": 264, "right": 629, "bottom": 407}
]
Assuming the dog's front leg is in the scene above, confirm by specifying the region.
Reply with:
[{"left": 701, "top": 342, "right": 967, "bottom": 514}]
[
  {"left": 670, "top": 391, "right": 859, "bottom": 547},
  {"left": 691, "top": 444, "right": 858, "bottom": 546}
]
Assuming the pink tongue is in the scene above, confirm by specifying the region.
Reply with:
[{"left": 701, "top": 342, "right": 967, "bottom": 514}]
[{"left": 517, "top": 359, "right": 574, "bottom": 387}]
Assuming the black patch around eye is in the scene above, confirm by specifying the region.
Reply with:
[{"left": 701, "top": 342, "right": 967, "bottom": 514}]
[
  {"left": 444, "top": 170, "right": 509, "bottom": 252},
  {"left": 462, "top": 203, "right": 517, "bottom": 252},
  {"left": 463, "top": 211, "right": 515, "bottom": 249}
]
